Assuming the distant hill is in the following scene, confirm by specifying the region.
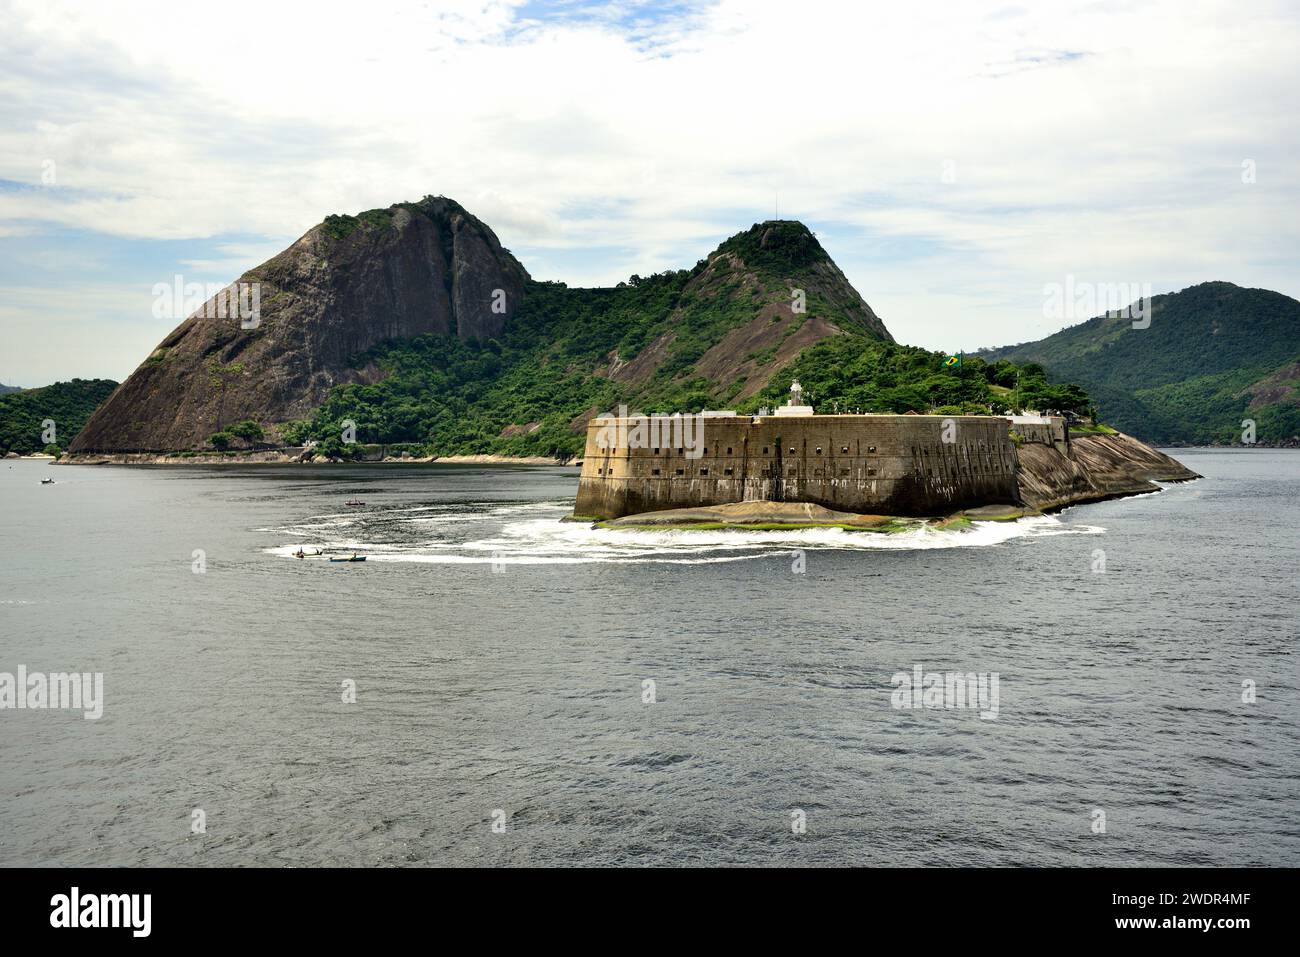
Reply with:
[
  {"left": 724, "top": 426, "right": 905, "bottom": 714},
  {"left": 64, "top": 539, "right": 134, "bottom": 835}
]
[
  {"left": 0, "top": 379, "right": 119, "bottom": 455},
  {"left": 69, "top": 196, "right": 1091, "bottom": 458},
  {"left": 977, "top": 282, "right": 1300, "bottom": 444},
  {"left": 0, "top": 383, "right": 21, "bottom": 395}
]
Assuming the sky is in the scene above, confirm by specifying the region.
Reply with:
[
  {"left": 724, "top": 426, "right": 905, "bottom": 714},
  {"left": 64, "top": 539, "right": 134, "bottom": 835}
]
[{"left": 1, "top": 0, "right": 1297, "bottom": 387}]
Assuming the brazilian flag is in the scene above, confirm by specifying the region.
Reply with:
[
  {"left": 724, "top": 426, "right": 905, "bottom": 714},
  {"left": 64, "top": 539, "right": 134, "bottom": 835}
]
[{"left": 944, "top": 351, "right": 962, "bottom": 369}]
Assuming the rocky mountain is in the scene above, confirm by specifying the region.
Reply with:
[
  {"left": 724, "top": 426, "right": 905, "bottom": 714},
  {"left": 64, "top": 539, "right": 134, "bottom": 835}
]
[
  {"left": 0, "top": 383, "right": 21, "bottom": 395},
  {"left": 289, "top": 215, "right": 928, "bottom": 459},
  {"left": 977, "top": 282, "right": 1300, "bottom": 444},
  {"left": 70, "top": 197, "right": 528, "bottom": 453},
  {"left": 70, "top": 197, "right": 1069, "bottom": 459},
  {"left": 577, "top": 218, "right": 894, "bottom": 405},
  {"left": 70, "top": 202, "right": 903, "bottom": 455}
]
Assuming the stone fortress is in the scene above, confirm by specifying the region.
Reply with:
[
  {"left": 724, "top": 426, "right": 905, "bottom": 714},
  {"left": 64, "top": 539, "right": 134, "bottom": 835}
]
[{"left": 575, "top": 381, "right": 1075, "bottom": 520}]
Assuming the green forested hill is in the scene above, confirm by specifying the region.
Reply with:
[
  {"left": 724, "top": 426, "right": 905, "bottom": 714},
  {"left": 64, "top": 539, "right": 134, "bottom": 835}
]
[
  {"left": 977, "top": 282, "right": 1300, "bottom": 444},
  {"left": 284, "top": 221, "right": 1086, "bottom": 459},
  {"left": 0, "top": 379, "right": 120, "bottom": 455}
]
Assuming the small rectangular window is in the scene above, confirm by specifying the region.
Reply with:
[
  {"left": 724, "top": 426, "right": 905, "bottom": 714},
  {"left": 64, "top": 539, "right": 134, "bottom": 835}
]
[
  {"left": 724, "top": 467, "right": 734, "bottom": 476},
  {"left": 726, "top": 447, "right": 733, "bottom": 454},
  {"left": 652, "top": 468, "right": 661, "bottom": 475},
  {"left": 699, "top": 468, "right": 709, "bottom": 475},
  {"left": 867, "top": 468, "right": 877, "bottom": 476},
  {"left": 763, "top": 447, "right": 769, "bottom": 454},
  {"left": 676, "top": 468, "right": 684, "bottom": 476},
  {"left": 868, "top": 446, "right": 877, "bottom": 453},
  {"left": 841, "top": 446, "right": 849, "bottom": 453},
  {"left": 653, "top": 448, "right": 660, "bottom": 454}
]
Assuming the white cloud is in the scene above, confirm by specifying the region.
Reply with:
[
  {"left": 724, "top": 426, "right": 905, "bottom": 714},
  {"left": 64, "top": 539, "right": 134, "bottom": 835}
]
[{"left": 0, "top": 0, "right": 1297, "bottom": 377}]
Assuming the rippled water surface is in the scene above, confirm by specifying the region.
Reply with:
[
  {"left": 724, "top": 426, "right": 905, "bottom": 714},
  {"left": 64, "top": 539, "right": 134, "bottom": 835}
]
[{"left": 1, "top": 450, "right": 1297, "bottom": 866}]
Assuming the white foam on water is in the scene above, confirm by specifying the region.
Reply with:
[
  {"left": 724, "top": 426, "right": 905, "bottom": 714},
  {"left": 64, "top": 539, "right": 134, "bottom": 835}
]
[
  {"left": 265, "top": 503, "right": 1103, "bottom": 565},
  {"left": 403, "top": 514, "right": 503, "bottom": 525}
]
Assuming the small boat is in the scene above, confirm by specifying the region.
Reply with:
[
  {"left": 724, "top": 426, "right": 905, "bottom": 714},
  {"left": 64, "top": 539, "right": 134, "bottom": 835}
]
[
  {"left": 344, "top": 499, "right": 365, "bottom": 507},
  {"left": 41, "top": 478, "right": 55, "bottom": 484},
  {"left": 328, "top": 554, "right": 367, "bottom": 563}
]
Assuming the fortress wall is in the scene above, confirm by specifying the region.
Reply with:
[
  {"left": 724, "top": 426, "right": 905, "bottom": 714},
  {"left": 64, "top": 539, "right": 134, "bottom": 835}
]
[
  {"left": 1010, "top": 419, "right": 1069, "bottom": 453},
  {"left": 574, "top": 414, "right": 1018, "bottom": 519}
]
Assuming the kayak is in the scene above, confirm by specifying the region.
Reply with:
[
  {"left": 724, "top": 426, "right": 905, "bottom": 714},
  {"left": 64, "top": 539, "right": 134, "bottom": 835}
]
[{"left": 328, "top": 556, "right": 367, "bottom": 562}]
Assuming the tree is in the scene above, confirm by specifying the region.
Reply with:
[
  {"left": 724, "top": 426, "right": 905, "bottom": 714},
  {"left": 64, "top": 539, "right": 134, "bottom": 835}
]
[
  {"left": 280, "top": 420, "right": 311, "bottom": 445},
  {"left": 210, "top": 431, "right": 233, "bottom": 450},
  {"left": 874, "top": 385, "right": 929, "bottom": 414},
  {"left": 227, "top": 420, "right": 265, "bottom": 447},
  {"left": 987, "top": 359, "right": 1019, "bottom": 388}
]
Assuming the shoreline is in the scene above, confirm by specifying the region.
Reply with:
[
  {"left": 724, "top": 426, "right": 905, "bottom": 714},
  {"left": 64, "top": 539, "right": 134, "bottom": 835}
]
[{"left": 56, "top": 451, "right": 578, "bottom": 467}]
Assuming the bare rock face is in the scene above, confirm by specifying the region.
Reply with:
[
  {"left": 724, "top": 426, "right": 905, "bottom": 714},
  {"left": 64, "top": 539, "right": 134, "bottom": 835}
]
[
  {"left": 70, "top": 197, "right": 528, "bottom": 452},
  {"left": 1016, "top": 431, "right": 1200, "bottom": 511},
  {"left": 452, "top": 221, "right": 519, "bottom": 341}
]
